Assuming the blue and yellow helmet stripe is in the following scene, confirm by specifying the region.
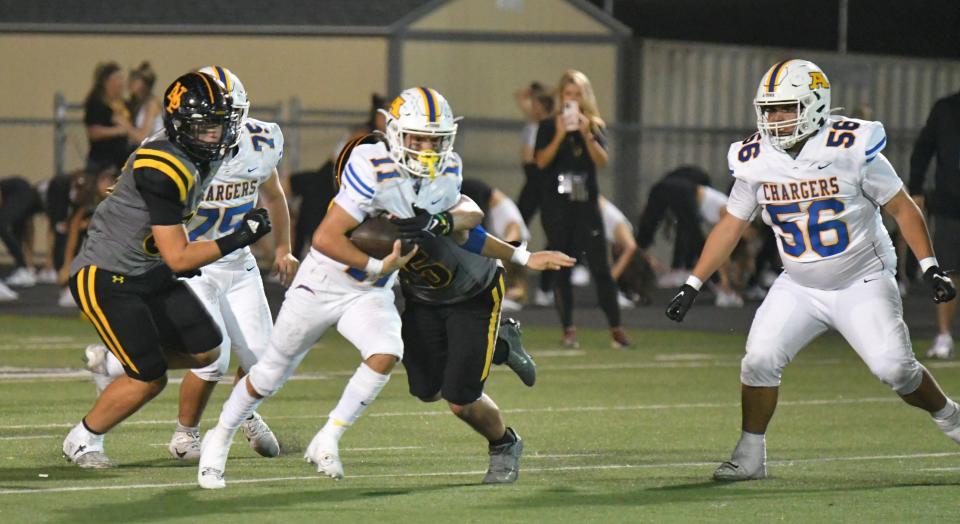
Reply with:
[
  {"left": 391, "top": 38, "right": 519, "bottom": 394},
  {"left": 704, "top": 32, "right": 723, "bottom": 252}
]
[
  {"left": 211, "top": 65, "right": 232, "bottom": 92},
  {"left": 417, "top": 86, "right": 438, "bottom": 123},
  {"left": 765, "top": 60, "right": 792, "bottom": 93}
]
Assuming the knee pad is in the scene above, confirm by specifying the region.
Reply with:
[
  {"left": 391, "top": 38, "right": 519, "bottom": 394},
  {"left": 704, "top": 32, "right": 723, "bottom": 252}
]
[
  {"left": 739, "top": 350, "right": 787, "bottom": 387},
  {"left": 190, "top": 344, "right": 231, "bottom": 382},
  {"left": 872, "top": 359, "right": 923, "bottom": 395}
]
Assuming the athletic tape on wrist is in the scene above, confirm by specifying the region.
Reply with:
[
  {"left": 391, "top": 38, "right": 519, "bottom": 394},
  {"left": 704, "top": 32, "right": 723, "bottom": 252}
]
[
  {"left": 510, "top": 243, "right": 531, "bottom": 266},
  {"left": 919, "top": 257, "right": 939, "bottom": 274},
  {"left": 364, "top": 256, "right": 384, "bottom": 276}
]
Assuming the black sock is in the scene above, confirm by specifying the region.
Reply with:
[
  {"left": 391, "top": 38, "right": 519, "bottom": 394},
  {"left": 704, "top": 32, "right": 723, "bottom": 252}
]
[
  {"left": 489, "top": 428, "right": 516, "bottom": 447},
  {"left": 81, "top": 417, "right": 103, "bottom": 436},
  {"left": 492, "top": 338, "right": 509, "bottom": 365}
]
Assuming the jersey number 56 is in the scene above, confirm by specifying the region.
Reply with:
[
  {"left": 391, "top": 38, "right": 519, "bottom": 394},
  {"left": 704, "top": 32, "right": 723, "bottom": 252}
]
[{"left": 765, "top": 198, "right": 850, "bottom": 258}]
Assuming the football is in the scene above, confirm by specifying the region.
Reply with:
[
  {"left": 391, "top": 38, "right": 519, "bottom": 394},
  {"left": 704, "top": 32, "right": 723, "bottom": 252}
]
[{"left": 348, "top": 216, "right": 412, "bottom": 259}]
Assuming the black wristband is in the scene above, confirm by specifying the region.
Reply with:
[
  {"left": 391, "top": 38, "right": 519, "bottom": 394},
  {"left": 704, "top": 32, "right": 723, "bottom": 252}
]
[{"left": 215, "top": 233, "right": 245, "bottom": 256}]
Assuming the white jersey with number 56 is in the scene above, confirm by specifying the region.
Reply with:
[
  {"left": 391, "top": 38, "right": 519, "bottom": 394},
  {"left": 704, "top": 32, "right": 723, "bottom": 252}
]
[
  {"left": 725, "top": 116, "right": 900, "bottom": 290},
  {"left": 185, "top": 118, "right": 284, "bottom": 263}
]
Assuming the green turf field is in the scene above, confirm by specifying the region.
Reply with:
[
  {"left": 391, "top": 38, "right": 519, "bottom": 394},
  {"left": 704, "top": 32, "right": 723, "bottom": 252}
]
[{"left": 1, "top": 314, "right": 958, "bottom": 523}]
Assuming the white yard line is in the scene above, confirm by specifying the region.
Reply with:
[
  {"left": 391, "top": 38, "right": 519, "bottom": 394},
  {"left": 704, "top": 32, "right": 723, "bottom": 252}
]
[
  {"left": 0, "top": 396, "right": 896, "bottom": 432},
  {"left": 0, "top": 435, "right": 55, "bottom": 441},
  {"left": 2, "top": 451, "right": 958, "bottom": 495}
]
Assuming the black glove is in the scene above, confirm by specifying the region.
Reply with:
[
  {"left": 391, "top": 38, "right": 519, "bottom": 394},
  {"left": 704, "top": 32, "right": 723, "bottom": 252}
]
[
  {"left": 923, "top": 266, "right": 957, "bottom": 304},
  {"left": 665, "top": 284, "right": 700, "bottom": 322},
  {"left": 391, "top": 207, "right": 453, "bottom": 241},
  {"left": 175, "top": 269, "right": 202, "bottom": 279},
  {"left": 215, "top": 208, "right": 272, "bottom": 256}
]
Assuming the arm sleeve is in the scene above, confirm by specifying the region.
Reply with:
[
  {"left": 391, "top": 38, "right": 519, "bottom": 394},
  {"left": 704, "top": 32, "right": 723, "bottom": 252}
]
[
  {"left": 908, "top": 101, "right": 941, "bottom": 195},
  {"left": 339, "top": 158, "right": 376, "bottom": 207},
  {"left": 863, "top": 122, "right": 887, "bottom": 164},
  {"left": 332, "top": 189, "right": 367, "bottom": 222},
  {"left": 862, "top": 153, "right": 904, "bottom": 206},
  {"left": 725, "top": 178, "right": 759, "bottom": 221},
  {"left": 134, "top": 168, "right": 186, "bottom": 225}
]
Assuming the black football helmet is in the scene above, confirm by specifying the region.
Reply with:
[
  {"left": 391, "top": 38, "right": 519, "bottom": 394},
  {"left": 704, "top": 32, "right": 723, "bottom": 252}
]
[{"left": 162, "top": 72, "right": 239, "bottom": 162}]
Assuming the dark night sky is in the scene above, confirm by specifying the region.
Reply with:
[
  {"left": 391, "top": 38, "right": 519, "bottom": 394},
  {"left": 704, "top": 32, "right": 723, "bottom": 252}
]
[{"left": 592, "top": 0, "right": 960, "bottom": 59}]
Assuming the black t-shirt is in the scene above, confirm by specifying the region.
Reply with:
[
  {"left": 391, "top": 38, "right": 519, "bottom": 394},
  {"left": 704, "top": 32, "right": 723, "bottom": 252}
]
[
  {"left": 533, "top": 117, "right": 607, "bottom": 202},
  {"left": 84, "top": 96, "right": 131, "bottom": 172}
]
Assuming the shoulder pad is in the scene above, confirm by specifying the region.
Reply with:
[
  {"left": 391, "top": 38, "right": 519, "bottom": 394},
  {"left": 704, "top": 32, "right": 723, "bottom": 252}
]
[{"left": 132, "top": 142, "right": 197, "bottom": 202}]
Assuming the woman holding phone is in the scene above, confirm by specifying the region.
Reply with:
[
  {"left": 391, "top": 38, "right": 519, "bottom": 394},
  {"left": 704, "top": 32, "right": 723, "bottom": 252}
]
[{"left": 534, "top": 69, "right": 630, "bottom": 349}]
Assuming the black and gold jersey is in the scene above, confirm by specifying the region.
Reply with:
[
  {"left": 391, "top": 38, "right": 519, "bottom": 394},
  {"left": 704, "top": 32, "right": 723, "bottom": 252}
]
[{"left": 71, "top": 138, "right": 220, "bottom": 276}]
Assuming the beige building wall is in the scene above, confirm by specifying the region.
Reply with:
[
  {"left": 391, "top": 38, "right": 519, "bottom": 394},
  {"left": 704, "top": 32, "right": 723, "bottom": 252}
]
[{"left": 0, "top": 34, "right": 387, "bottom": 181}]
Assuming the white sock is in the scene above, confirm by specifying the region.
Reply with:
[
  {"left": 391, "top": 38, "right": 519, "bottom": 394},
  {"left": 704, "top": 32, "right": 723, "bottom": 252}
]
[
  {"left": 73, "top": 421, "right": 104, "bottom": 448},
  {"left": 933, "top": 399, "right": 959, "bottom": 420},
  {"left": 104, "top": 351, "right": 125, "bottom": 377},
  {"left": 217, "top": 376, "right": 264, "bottom": 433},
  {"left": 740, "top": 430, "right": 766, "bottom": 446},
  {"left": 323, "top": 363, "right": 391, "bottom": 441}
]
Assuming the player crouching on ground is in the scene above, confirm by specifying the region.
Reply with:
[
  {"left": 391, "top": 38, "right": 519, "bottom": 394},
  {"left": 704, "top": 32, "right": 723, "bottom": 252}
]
[
  {"left": 666, "top": 60, "right": 960, "bottom": 481},
  {"left": 62, "top": 72, "right": 272, "bottom": 468}
]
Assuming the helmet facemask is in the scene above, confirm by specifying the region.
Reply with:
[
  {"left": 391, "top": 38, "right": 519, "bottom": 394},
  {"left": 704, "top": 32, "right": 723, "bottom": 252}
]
[
  {"left": 381, "top": 109, "right": 458, "bottom": 179},
  {"left": 755, "top": 95, "right": 818, "bottom": 151},
  {"left": 171, "top": 103, "right": 238, "bottom": 162},
  {"left": 754, "top": 60, "right": 831, "bottom": 152}
]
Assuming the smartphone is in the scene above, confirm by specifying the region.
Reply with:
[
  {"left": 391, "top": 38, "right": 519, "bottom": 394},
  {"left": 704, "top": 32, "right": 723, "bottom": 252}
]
[{"left": 562, "top": 100, "right": 579, "bottom": 131}]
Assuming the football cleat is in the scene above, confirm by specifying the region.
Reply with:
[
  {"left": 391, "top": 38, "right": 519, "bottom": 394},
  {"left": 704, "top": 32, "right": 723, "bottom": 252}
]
[
  {"left": 83, "top": 344, "right": 119, "bottom": 396},
  {"left": 241, "top": 412, "right": 280, "bottom": 458},
  {"left": 499, "top": 318, "right": 536, "bottom": 387},
  {"left": 712, "top": 460, "right": 767, "bottom": 481},
  {"left": 304, "top": 431, "right": 344, "bottom": 480},
  {"left": 483, "top": 427, "right": 523, "bottom": 484},
  {"left": 926, "top": 334, "right": 955, "bottom": 360},
  {"left": 713, "top": 435, "right": 767, "bottom": 482},
  {"left": 62, "top": 424, "right": 115, "bottom": 469},
  {"left": 197, "top": 426, "right": 234, "bottom": 489},
  {"left": 169, "top": 429, "right": 201, "bottom": 461}
]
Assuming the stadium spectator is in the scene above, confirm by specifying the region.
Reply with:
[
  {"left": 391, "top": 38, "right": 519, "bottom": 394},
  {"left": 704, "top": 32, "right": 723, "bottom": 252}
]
[
  {"left": 32, "top": 172, "right": 79, "bottom": 291},
  {"left": 460, "top": 177, "right": 531, "bottom": 311},
  {"left": 514, "top": 81, "right": 554, "bottom": 222},
  {"left": 83, "top": 61, "right": 133, "bottom": 173},
  {"left": 535, "top": 69, "right": 628, "bottom": 349},
  {"left": 1, "top": 176, "right": 43, "bottom": 288},
  {"left": 126, "top": 61, "right": 163, "bottom": 144},
  {"left": 910, "top": 89, "right": 960, "bottom": 359},
  {"left": 57, "top": 168, "right": 118, "bottom": 290},
  {"left": 636, "top": 166, "right": 746, "bottom": 306},
  {"left": 598, "top": 196, "right": 646, "bottom": 308}
]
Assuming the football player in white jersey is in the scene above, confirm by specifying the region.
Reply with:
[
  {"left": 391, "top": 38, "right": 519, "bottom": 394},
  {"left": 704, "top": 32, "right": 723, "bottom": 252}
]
[
  {"left": 196, "top": 87, "right": 571, "bottom": 489},
  {"left": 84, "top": 66, "right": 297, "bottom": 460},
  {"left": 665, "top": 60, "right": 960, "bottom": 481}
]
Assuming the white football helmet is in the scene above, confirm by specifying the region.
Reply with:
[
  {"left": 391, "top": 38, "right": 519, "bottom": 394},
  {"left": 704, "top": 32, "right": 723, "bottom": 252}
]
[
  {"left": 198, "top": 65, "right": 249, "bottom": 145},
  {"left": 754, "top": 59, "right": 831, "bottom": 151},
  {"left": 379, "top": 87, "right": 459, "bottom": 178}
]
